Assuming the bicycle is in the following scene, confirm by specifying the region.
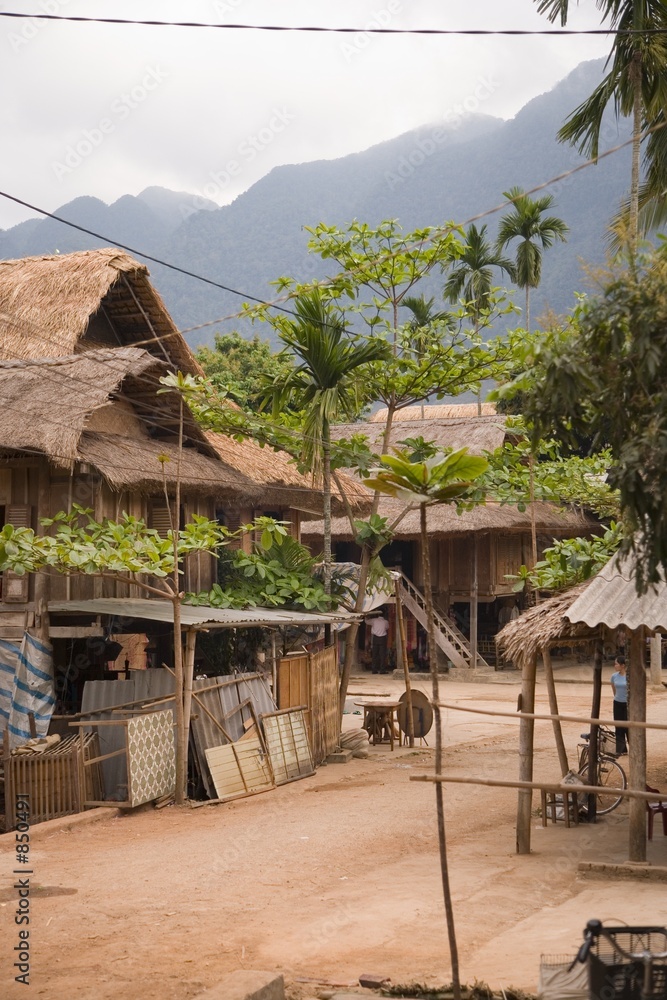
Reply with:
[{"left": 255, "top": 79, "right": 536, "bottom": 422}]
[
  {"left": 577, "top": 726, "right": 627, "bottom": 815},
  {"left": 572, "top": 919, "right": 667, "bottom": 1000}
]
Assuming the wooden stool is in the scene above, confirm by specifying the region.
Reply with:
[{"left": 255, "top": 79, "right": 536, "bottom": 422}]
[{"left": 541, "top": 789, "right": 580, "bottom": 827}]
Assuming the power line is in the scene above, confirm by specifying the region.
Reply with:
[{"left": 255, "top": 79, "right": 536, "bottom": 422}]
[
  {"left": 0, "top": 12, "right": 650, "bottom": 35},
  {"left": 0, "top": 191, "right": 294, "bottom": 315}
]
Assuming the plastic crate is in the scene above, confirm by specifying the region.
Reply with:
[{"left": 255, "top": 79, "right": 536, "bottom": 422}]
[{"left": 589, "top": 927, "right": 667, "bottom": 1000}]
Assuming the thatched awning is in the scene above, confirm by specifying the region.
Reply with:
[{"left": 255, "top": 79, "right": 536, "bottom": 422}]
[
  {"left": 78, "top": 431, "right": 260, "bottom": 501},
  {"left": 0, "top": 347, "right": 159, "bottom": 468},
  {"left": 0, "top": 248, "right": 199, "bottom": 375},
  {"left": 495, "top": 581, "right": 597, "bottom": 667},
  {"left": 301, "top": 496, "right": 598, "bottom": 542},
  {"left": 206, "top": 431, "right": 371, "bottom": 516},
  {"left": 369, "top": 402, "right": 498, "bottom": 421}
]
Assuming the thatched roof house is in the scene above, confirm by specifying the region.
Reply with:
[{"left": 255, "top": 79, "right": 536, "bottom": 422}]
[
  {"left": 330, "top": 412, "right": 507, "bottom": 457},
  {"left": 0, "top": 248, "right": 198, "bottom": 374}
]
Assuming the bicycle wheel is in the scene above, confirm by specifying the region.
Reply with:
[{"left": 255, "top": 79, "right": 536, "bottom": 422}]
[{"left": 579, "top": 757, "right": 627, "bottom": 815}]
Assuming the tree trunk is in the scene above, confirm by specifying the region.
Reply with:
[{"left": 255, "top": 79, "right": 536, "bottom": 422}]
[
  {"left": 182, "top": 628, "right": 197, "bottom": 799},
  {"left": 650, "top": 633, "right": 663, "bottom": 688},
  {"left": 322, "top": 422, "right": 332, "bottom": 597},
  {"left": 395, "top": 577, "right": 414, "bottom": 747},
  {"left": 470, "top": 536, "right": 478, "bottom": 670},
  {"left": 628, "top": 628, "right": 647, "bottom": 863},
  {"left": 516, "top": 652, "right": 537, "bottom": 855},
  {"left": 542, "top": 645, "right": 569, "bottom": 777},
  {"left": 629, "top": 49, "right": 642, "bottom": 258},
  {"left": 525, "top": 285, "right": 530, "bottom": 334},
  {"left": 172, "top": 596, "right": 185, "bottom": 804},
  {"left": 422, "top": 504, "right": 461, "bottom": 1000}
]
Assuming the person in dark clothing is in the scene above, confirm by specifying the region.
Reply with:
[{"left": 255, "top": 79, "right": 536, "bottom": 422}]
[{"left": 370, "top": 611, "right": 389, "bottom": 673}]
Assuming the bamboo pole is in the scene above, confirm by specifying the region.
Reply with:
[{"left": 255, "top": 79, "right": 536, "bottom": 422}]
[
  {"left": 541, "top": 645, "right": 569, "bottom": 777},
  {"left": 470, "top": 536, "right": 478, "bottom": 670},
  {"left": 394, "top": 577, "right": 414, "bottom": 747},
  {"left": 182, "top": 629, "right": 197, "bottom": 785},
  {"left": 628, "top": 629, "right": 647, "bottom": 863},
  {"left": 434, "top": 703, "right": 667, "bottom": 731},
  {"left": 516, "top": 652, "right": 537, "bottom": 855},
  {"left": 410, "top": 774, "right": 666, "bottom": 802}
]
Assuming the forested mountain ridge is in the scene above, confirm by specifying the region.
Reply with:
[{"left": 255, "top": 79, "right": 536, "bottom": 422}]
[{"left": 0, "top": 59, "right": 631, "bottom": 347}]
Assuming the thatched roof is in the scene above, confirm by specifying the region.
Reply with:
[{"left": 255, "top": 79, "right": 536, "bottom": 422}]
[
  {"left": 205, "top": 432, "right": 370, "bottom": 516},
  {"left": 0, "top": 347, "right": 260, "bottom": 501},
  {"left": 495, "top": 581, "right": 596, "bottom": 667},
  {"left": 301, "top": 496, "right": 598, "bottom": 542},
  {"left": 0, "top": 347, "right": 158, "bottom": 468},
  {"left": 0, "top": 248, "right": 200, "bottom": 375},
  {"left": 369, "top": 402, "right": 497, "bottom": 422},
  {"left": 78, "top": 431, "right": 259, "bottom": 500},
  {"left": 331, "top": 414, "right": 507, "bottom": 455}
]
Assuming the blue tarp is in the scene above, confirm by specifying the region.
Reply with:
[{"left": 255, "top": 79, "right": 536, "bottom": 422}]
[{"left": 1, "top": 633, "right": 55, "bottom": 749}]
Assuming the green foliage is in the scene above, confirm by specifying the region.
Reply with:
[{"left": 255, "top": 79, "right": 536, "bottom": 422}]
[
  {"left": 508, "top": 523, "right": 622, "bottom": 593},
  {"left": 443, "top": 223, "right": 516, "bottom": 329},
  {"left": 195, "top": 332, "right": 294, "bottom": 408},
  {"left": 186, "top": 534, "right": 334, "bottom": 611},
  {"left": 363, "top": 448, "right": 489, "bottom": 507},
  {"left": 498, "top": 250, "right": 667, "bottom": 590},
  {"left": 353, "top": 513, "right": 395, "bottom": 552}
]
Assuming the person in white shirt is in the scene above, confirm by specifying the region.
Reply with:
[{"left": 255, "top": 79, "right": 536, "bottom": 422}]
[{"left": 369, "top": 611, "right": 390, "bottom": 673}]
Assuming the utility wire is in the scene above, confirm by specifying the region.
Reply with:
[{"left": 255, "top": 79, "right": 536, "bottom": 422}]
[{"left": 0, "top": 12, "right": 650, "bottom": 34}]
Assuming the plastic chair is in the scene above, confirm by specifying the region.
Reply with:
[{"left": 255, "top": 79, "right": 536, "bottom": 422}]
[{"left": 646, "top": 785, "right": 667, "bottom": 840}]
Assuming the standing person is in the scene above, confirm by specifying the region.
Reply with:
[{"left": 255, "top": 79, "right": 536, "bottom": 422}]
[
  {"left": 370, "top": 611, "right": 390, "bottom": 674},
  {"left": 610, "top": 654, "right": 628, "bottom": 755}
]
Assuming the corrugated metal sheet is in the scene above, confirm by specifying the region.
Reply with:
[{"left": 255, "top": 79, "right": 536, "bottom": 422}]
[
  {"left": 49, "top": 598, "right": 357, "bottom": 628},
  {"left": 565, "top": 554, "right": 667, "bottom": 630}
]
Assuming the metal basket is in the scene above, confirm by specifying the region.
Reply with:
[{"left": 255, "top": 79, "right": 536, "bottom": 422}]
[{"left": 589, "top": 927, "right": 667, "bottom": 1000}]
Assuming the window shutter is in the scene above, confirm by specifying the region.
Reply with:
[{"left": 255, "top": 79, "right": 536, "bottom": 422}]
[
  {"left": 148, "top": 500, "right": 174, "bottom": 536},
  {"left": 3, "top": 505, "right": 32, "bottom": 603}
]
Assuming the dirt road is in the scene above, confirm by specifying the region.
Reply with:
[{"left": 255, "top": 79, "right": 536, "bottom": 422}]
[{"left": 2, "top": 671, "right": 666, "bottom": 1000}]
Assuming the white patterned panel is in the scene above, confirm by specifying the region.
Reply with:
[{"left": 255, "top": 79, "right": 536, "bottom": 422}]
[{"left": 126, "top": 710, "right": 176, "bottom": 807}]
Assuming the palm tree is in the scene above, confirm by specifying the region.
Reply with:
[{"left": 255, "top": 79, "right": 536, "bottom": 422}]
[
  {"left": 262, "top": 290, "right": 390, "bottom": 593},
  {"left": 402, "top": 294, "right": 453, "bottom": 358},
  {"left": 496, "top": 187, "right": 569, "bottom": 331},
  {"left": 535, "top": 0, "right": 667, "bottom": 253},
  {"left": 364, "top": 447, "right": 488, "bottom": 1000},
  {"left": 443, "top": 223, "right": 516, "bottom": 335}
]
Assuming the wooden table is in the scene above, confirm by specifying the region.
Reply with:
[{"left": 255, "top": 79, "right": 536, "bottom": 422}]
[{"left": 355, "top": 700, "right": 402, "bottom": 750}]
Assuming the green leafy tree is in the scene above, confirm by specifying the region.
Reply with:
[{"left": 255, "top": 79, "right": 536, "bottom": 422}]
[
  {"left": 196, "top": 332, "right": 294, "bottom": 409},
  {"left": 443, "top": 223, "right": 516, "bottom": 334},
  {"left": 260, "top": 289, "right": 391, "bottom": 593},
  {"left": 364, "top": 447, "right": 489, "bottom": 1000},
  {"left": 496, "top": 187, "right": 569, "bottom": 331},
  {"left": 496, "top": 247, "right": 667, "bottom": 591},
  {"left": 535, "top": 0, "right": 667, "bottom": 252}
]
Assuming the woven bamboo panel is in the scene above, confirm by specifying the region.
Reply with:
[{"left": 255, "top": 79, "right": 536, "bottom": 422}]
[
  {"left": 205, "top": 737, "right": 274, "bottom": 801},
  {"left": 261, "top": 710, "right": 314, "bottom": 785},
  {"left": 308, "top": 646, "right": 339, "bottom": 764},
  {"left": 7, "top": 733, "right": 102, "bottom": 829}
]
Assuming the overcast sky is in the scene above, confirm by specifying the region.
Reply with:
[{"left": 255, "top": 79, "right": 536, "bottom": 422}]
[{"left": 0, "top": 0, "right": 611, "bottom": 230}]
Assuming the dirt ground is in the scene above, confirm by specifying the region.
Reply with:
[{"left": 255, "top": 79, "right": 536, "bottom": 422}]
[{"left": 2, "top": 665, "right": 667, "bottom": 1000}]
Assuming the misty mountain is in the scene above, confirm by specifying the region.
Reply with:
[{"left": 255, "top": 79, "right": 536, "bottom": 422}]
[{"left": 0, "top": 59, "right": 632, "bottom": 349}]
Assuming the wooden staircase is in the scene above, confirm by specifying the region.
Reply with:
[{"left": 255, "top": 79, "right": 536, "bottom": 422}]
[{"left": 395, "top": 572, "right": 491, "bottom": 671}]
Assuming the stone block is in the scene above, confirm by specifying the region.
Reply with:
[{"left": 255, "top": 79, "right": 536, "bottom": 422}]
[{"left": 326, "top": 749, "right": 354, "bottom": 764}]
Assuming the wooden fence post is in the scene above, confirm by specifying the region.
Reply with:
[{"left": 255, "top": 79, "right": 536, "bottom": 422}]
[{"left": 516, "top": 651, "right": 537, "bottom": 854}]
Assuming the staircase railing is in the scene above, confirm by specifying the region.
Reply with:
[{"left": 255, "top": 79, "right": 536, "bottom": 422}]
[{"left": 395, "top": 572, "right": 490, "bottom": 670}]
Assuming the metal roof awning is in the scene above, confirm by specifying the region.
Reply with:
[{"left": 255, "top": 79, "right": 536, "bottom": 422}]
[
  {"left": 565, "top": 553, "right": 667, "bottom": 631},
  {"left": 48, "top": 598, "right": 360, "bottom": 630}
]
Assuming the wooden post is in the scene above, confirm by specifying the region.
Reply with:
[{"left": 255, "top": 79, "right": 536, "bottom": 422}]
[
  {"left": 628, "top": 628, "right": 647, "bottom": 863},
  {"left": 542, "top": 645, "right": 569, "bottom": 777},
  {"left": 587, "top": 640, "right": 603, "bottom": 823},
  {"left": 516, "top": 651, "right": 537, "bottom": 854},
  {"left": 470, "top": 536, "right": 478, "bottom": 670},
  {"left": 34, "top": 459, "right": 51, "bottom": 646},
  {"left": 182, "top": 628, "right": 197, "bottom": 798},
  {"left": 395, "top": 577, "right": 414, "bottom": 747}
]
